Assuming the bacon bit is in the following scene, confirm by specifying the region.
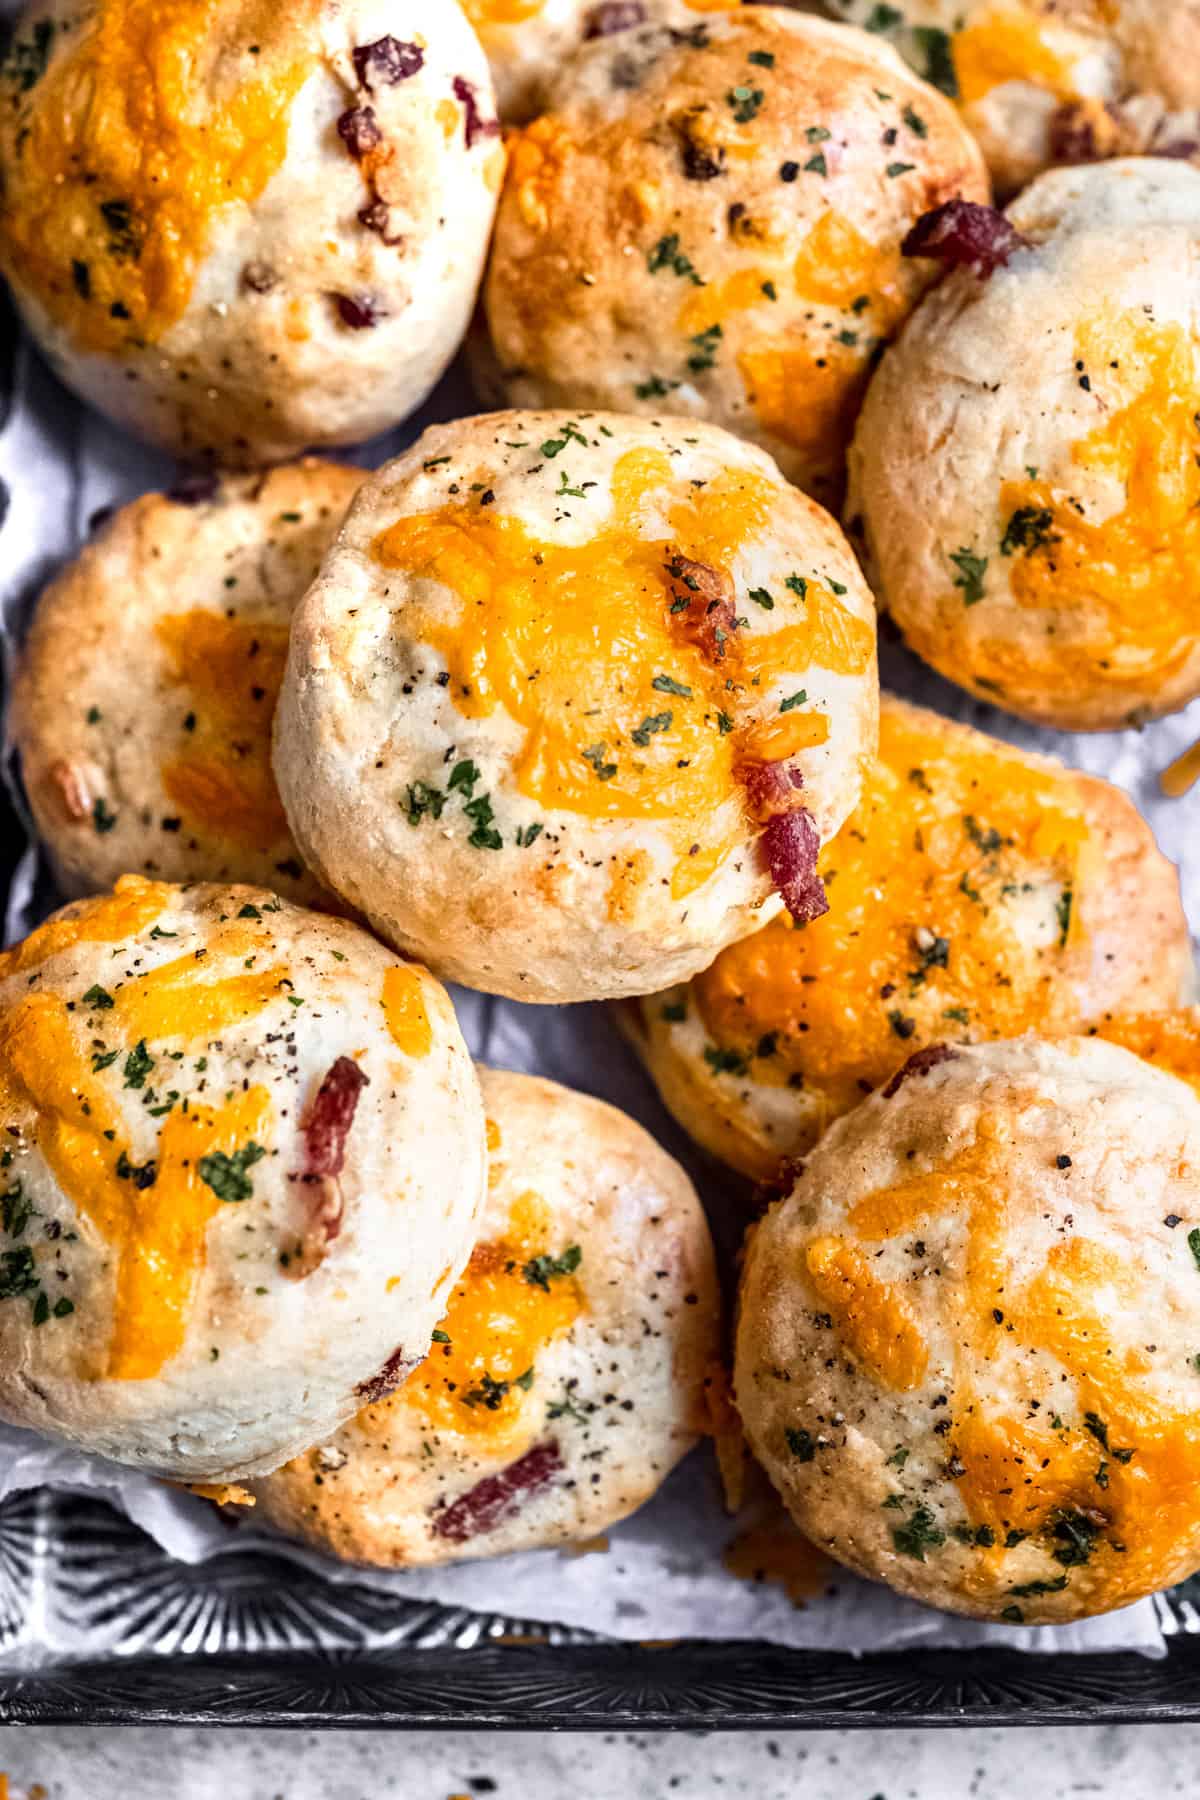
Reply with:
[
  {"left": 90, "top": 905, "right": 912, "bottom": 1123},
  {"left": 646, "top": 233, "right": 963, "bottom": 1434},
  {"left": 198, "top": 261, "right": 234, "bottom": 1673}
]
[
  {"left": 750, "top": 1154, "right": 806, "bottom": 1218},
  {"left": 355, "top": 1345, "right": 418, "bottom": 1405},
  {"left": 901, "top": 199, "right": 1031, "bottom": 276},
  {"left": 337, "top": 105, "right": 382, "bottom": 159},
  {"left": 666, "top": 554, "right": 740, "bottom": 662},
  {"left": 881, "top": 1042, "right": 960, "bottom": 1099},
  {"left": 357, "top": 196, "right": 404, "bottom": 245},
  {"left": 453, "top": 75, "right": 500, "bottom": 150},
  {"left": 763, "top": 810, "right": 828, "bottom": 926},
  {"left": 331, "top": 292, "right": 384, "bottom": 329},
  {"left": 432, "top": 1439, "right": 564, "bottom": 1542},
  {"left": 583, "top": 1, "right": 647, "bottom": 37},
  {"left": 304, "top": 1056, "right": 368, "bottom": 1182},
  {"left": 1048, "top": 98, "right": 1120, "bottom": 167},
  {"left": 167, "top": 471, "right": 219, "bottom": 505},
  {"left": 738, "top": 758, "right": 804, "bottom": 821},
  {"left": 50, "top": 759, "right": 94, "bottom": 823},
  {"left": 353, "top": 37, "right": 424, "bottom": 88},
  {"left": 282, "top": 1057, "right": 369, "bottom": 1279},
  {"left": 672, "top": 105, "right": 726, "bottom": 181}
]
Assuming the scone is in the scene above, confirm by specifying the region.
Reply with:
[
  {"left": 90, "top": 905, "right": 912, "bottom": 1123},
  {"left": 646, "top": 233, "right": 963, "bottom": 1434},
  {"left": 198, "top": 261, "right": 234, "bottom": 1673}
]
[
  {"left": 10, "top": 461, "right": 363, "bottom": 904},
  {"left": 736, "top": 1036, "right": 1200, "bottom": 1623},
  {"left": 626, "top": 695, "right": 1191, "bottom": 1178},
  {"left": 481, "top": 4, "right": 988, "bottom": 505},
  {"left": 252, "top": 1066, "right": 720, "bottom": 1564},
  {"left": 848, "top": 159, "right": 1200, "bottom": 731},
  {"left": 0, "top": 878, "right": 486, "bottom": 1482},
  {"left": 272, "top": 409, "right": 879, "bottom": 1003},
  {"left": 821, "top": 0, "right": 1200, "bottom": 196},
  {"left": 0, "top": 0, "right": 502, "bottom": 464}
]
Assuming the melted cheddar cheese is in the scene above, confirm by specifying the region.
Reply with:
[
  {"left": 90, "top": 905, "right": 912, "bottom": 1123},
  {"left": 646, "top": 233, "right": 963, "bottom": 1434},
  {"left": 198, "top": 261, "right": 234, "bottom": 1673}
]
[
  {"left": 977, "top": 315, "right": 1200, "bottom": 702},
  {"left": 821, "top": 1112, "right": 1200, "bottom": 1609},
  {"left": 155, "top": 611, "right": 292, "bottom": 847},
  {"left": 0, "top": 0, "right": 322, "bottom": 352},
  {"left": 0, "top": 878, "right": 169, "bottom": 981},
  {"left": 0, "top": 899, "right": 289, "bottom": 1379},
  {"left": 691, "top": 703, "right": 1091, "bottom": 1125},
  {"left": 372, "top": 448, "right": 868, "bottom": 879},
  {"left": 381, "top": 965, "right": 433, "bottom": 1059},
  {"left": 952, "top": 7, "right": 1078, "bottom": 108},
  {"left": 373, "top": 1189, "right": 582, "bottom": 1449}
]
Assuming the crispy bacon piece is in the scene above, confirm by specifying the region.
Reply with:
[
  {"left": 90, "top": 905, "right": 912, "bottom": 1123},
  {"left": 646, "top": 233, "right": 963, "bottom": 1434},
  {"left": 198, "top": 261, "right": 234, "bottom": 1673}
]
[
  {"left": 583, "top": 2, "right": 647, "bottom": 38},
  {"left": 284, "top": 1057, "right": 369, "bottom": 1279},
  {"left": 1048, "top": 98, "right": 1118, "bottom": 167},
  {"left": 432, "top": 1440, "right": 565, "bottom": 1543},
  {"left": 902, "top": 200, "right": 1031, "bottom": 277},
  {"left": 666, "top": 554, "right": 740, "bottom": 662},
  {"left": 304, "top": 1056, "right": 369, "bottom": 1181},
  {"left": 881, "top": 1043, "right": 961, "bottom": 1100},
  {"left": 337, "top": 106, "right": 382, "bottom": 159},
  {"left": 167, "top": 471, "right": 219, "bottom": 506},
  {"left": 453, "top": 75, "right": 500, "bottom": 149},
  {"left": 750, "top": 1153, "right": 806, "bottom": 1218},
  {"left": 332, "top": 292, "right": 384, "bottom": 330},
  {"left": 353, "top": 37, "right": 424, "bottom": 88},
  {"left": 355, "top": 1346, "right": 418, "bottom": 1405},
  {"left": 738, "top": 758, "right": 804, "bottom": 821},
  {"left": 763, "top": 810, "right": 828, "bottom": 926},
  {"left": 50, "top": 759, "right": 93, "bottom": 823},
  {"left": 358, "top": 197, "right": 404, "bottom": 246}
]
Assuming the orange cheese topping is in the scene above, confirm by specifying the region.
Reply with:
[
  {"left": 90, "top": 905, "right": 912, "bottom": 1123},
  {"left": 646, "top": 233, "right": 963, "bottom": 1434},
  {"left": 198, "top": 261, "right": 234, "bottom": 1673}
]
[
  {"left": 0, "top": 904, "right": 291, "bottom": 1379},
  {"left": 804, "top": 1235, "right": 928, "bottom": 1389},
  {"left": 462, "top": 0, "right": 547, "bottom": 25},
  {"left": 692, "top": 703, "right": 1091, "bottom": 1124},
  {"left": 952, "top": 8, "right": 1078, "bottom": 108},
  {"left": 381, "top": 964, "right": 433, "bottom": 1059},
  {"left": 1091, "top": 1009, "right": 1200, "bottom": 1100},
  {"left": 0, "top": 990, "right": 274, "bottom": 1379},
  {"left": 371, "top": 447, "right": 868, "bottom": 871},
  {"left": 966, "top": 316, "right": 1200, "bottom": 703},
  {"left": 0, "top": 877, "right": 169, "bottom": 981},
  {"left": 0, "top": 0, "right": 322, "bottom": 353},
  {"left": 827, "top": 1116, "right": 1200, "bottom": 1606},
  {"left": 156, "top": 610, "right": 291, "bottom": 847},
  {"left": 382, "top": 1190, "right": 582, "bottom": 1448}
]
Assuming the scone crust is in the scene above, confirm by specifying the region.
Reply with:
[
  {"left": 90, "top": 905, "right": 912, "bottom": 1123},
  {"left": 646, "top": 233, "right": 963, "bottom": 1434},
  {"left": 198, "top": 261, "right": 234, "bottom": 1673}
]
[
  {"left": 0, "top": 878, "right": 486, "bottom": 1483},
  {"left": 848, "top": 158, "right": 1200, "bottom": 730},
  {"left": 483, "top": 5, "right": 987, "bottom": 504},
  {"left": 822, "top": 0, "right": 1200, "bottom": 195},
  {"left": 10, "top": 461, "right": 363, "bottom": 904},
  {"left": 735, "top": 1035, "right": 1200, "bottom": 1622},
  {"left": 273, "top": 409, "right": 879, "bottom": 1003},
  {"left": 0, "top": 0, "right": 502, "bottom": 463},
  {"left": 626, "top": 694, "right": 1191, "bottom": 1178},
  {"left": 252, "top": 1065, "right": 721, "bottom": 1565}
]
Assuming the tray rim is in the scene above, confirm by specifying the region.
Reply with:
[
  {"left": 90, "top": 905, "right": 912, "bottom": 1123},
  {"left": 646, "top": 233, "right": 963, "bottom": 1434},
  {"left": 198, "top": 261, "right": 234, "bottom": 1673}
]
[{"left": 4, "top": 1635, "right": 1200, "bottom": 1730}]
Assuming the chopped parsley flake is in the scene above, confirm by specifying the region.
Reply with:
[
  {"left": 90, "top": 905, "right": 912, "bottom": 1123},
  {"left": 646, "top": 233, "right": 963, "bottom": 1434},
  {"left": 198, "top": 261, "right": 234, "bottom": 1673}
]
[
  {"left": 653, "top": 674, "right": 693, "bottom": 698},
  {"left": 949, "top": 547, "right": 988, "bottom": 606},
  {"left": 892, "top": 1504, "right": 946, "bottom": 1561},
  {"left": 785, "top": 1427, "right": 816, "bottom": 1461},
  {"left": 647, "top": 234, "right": 703, "bottom": 285},
  {"left": 632, "top": 711, "right": 673, "bottom": 747},
  {"left": 779, "top": 690, "right": 808, "bottom": 713},
  {"left": 197, "top": 1142, "right": 266, "bottom": 1204},
  {"left": 522, "top": 1244, "right": 582, "bottom": 1291}
]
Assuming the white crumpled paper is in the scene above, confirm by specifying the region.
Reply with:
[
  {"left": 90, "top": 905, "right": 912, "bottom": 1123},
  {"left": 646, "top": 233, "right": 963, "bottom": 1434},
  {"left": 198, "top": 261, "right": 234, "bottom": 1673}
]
[{"left": 0, "top": 315, "right": 1196, "bottom": 1661}]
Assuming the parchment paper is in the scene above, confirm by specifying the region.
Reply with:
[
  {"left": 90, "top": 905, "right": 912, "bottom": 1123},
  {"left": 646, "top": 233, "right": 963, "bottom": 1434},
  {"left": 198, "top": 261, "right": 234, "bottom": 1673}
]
[{"left": 0, "top": 315, "right": 1196, "bottom": 1660}]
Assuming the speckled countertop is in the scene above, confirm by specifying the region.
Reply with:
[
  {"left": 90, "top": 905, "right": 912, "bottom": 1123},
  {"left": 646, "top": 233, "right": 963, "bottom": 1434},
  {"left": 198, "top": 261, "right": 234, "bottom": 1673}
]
[{"left": 1, "top": 1725, "right": 1198, "bottom": 1797}]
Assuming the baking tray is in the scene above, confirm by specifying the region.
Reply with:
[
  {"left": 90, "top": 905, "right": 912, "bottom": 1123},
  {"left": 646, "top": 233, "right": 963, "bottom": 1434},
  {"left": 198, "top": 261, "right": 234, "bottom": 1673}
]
[{"left": 2, "top": 291, "right": 1200, "bottom": 1730}]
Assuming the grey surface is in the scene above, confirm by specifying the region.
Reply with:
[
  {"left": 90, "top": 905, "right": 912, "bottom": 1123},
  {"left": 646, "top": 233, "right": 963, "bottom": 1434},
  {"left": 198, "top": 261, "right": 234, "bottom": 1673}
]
[{"left": 2, "top": 1724, "right": 1200, "bottom": 1797}]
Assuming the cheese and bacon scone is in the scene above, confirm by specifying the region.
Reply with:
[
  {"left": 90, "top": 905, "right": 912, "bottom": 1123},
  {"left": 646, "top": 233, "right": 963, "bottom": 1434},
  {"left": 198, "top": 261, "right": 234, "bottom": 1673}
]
[
  {"left": 253, "top": 1067, "right": 720, "bottom": 1564},
  {"left": 848, "top": 159, "right": 1200, "bottom": 731},
  {"left": 10, "top": 462, "right": 363, "bottom": 905},
  {"left": 0, "top": 879, "right": 486, "bottom": 1482},
  {"left": 481, "top": 4, "right": 988, "bottom": 505},
  {"left": 626, "top": 696, "right": 1191, "bottom": 1179},
  {"left": 736, "top": 1035, "right": 1200, "bottom": 1623},
  {"left": 0, "top": 0, "right": 502, "bottom": 464},
  {"left": 822, "top": 0, "right": 1200, "bottom": 196},
  {"left": 272, "top": 411, "right": 879, "bottom": 1004}
]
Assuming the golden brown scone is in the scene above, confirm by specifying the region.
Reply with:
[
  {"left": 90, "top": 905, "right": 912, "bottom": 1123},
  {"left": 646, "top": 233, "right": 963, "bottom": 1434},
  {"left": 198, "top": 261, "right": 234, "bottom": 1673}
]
[
  {"left": 735, "top": 1035, "right": 1200, "bottom": 1624},
  {"left": 0, "top": 879, "right": 486, "bottom": 1482},
  {"left": 481, "top": 4, "right": 988, "bottom": 506},
  {"left": 0, "top": 0, "right": 502, "bottom": 464},
  {"left": 273, "top": 409, "right": 879, "bottom": 1003},
  {"left": 625, "top": 695, "right": 1192, "bottom": 1178},
  {"left": 821, "top": 0, "right": 1200, "bottom": 196},
  {"left": 251, "top": 1066, "right": 720, "bottom": 1565},
  {"left": 10, "top": 462, "right": 364, "bottom": 906},
  {"left": 848, "top": 159, "right": 1200, "bottom": 731}
]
